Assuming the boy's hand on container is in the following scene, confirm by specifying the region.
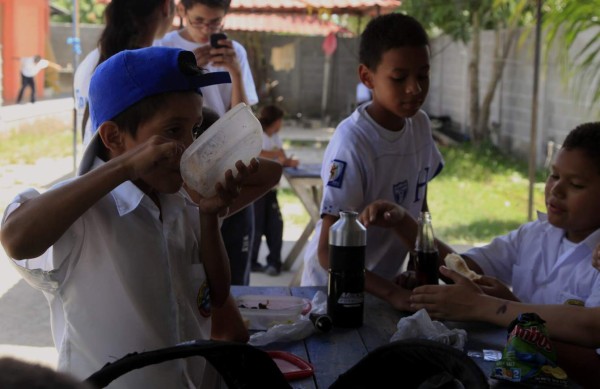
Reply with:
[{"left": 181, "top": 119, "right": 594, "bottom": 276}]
[
  {"left": 120, "top": 135, "right": 185, "bottom": 181},
  {"left": 359, "top": 199, "right": 405, "bottom": 228},
  {"left": 189, "top": 159, "right": 260, "bottom": 215},
  {"left": 395, "top": 270, "right": 418, "bottom": 290}
]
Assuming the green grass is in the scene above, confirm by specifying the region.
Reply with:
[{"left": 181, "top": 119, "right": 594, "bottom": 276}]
[
  {"left": 278, "top": 142, "right": 548, "bottom": 246},
  {"left": 0, "top": 119, "right": 73, "bottom": 164},
  {"left": 428, "top": 142, "right": 547, "bottom": 244}
]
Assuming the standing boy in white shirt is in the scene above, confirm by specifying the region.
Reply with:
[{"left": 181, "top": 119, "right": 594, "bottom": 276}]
[{"left": 300, "top": 14, "right": 444, "bottom": 312}]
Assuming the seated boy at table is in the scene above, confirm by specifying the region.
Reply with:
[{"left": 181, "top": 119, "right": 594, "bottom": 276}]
[
  {"left": 0, "top": 47, "right": 282, "bottom": 388},
  {"left": 361, "top": 122, "right": 600, "bottom": 308},
  {"left": 360, "top": 122, "right": 600, "bottom": 384},
  {"left": 300, "top": 13, "right": 444, "bottom": 311}
]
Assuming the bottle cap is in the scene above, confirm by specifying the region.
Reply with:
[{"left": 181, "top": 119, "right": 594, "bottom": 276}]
[{"left": 309, "top": 313, "right": 333, "bottom": 333}]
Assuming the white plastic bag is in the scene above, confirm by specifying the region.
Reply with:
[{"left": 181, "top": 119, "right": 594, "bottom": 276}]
[
  {"left": 248, "top": 291, "right": 327, "bottom": 346},
  {"left": 390, "top": 309, "right": 467, "bottom": 350}
]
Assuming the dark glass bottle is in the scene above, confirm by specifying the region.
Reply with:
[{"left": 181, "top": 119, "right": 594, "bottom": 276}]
[
  {"left": 415, "top": 211, "right": 440, "bottom": 286},
  {"left": 327, "top": 211, "right": 366, "bottom": 328}
]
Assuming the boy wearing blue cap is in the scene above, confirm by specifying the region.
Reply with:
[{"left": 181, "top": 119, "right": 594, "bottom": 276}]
[{"left": 0, "top": 47, "right": 282, "bottom": 388}]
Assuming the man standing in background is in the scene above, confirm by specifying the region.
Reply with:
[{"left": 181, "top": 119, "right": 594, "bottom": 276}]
[{"left": 16, "top": 55, "right": 61, "bottom": 104}]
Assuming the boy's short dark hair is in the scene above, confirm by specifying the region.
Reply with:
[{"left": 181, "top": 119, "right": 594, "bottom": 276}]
[
  {"left": 0, "top": 357, "right": 90, "bottom": 389},
  {"left": 258, "top": 105, "right": 284, "bottom": 129},
  {"left": 562, "top": 122, "right": 600, "bottom": 173},
  {"left": 359, "top": 13, "right": 429, "bottom": 70},
  {"left": 181, "top": 0, "right": 230, "bottom": 11},
  {"left": 194, "top": 107, "right": 220, "bottom": 139}
]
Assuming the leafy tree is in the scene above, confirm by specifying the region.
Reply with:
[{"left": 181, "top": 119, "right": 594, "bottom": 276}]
[
  {"left": 51, "top": 0, "right": 107, "bottom": 25},
  {"left": 543, "top": 0, "right": 600, "bottom": 112},
  {"left": 399, "top": 0, "right": 536, "bottom": 143}
]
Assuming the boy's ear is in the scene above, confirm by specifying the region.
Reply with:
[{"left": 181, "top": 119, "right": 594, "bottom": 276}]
[
  {"left": 98, "top": 122, "right": 126, "bottom": 155},
  {"left": 176, "top": 1, "right": 186, "bottom": 18},
  {"left": 358, "top": 64, "right": 374, "bottom": 89}
]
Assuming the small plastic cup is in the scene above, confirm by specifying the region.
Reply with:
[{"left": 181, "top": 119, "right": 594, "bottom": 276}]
[{"left": 180, "top": 103, "right": 262, "bottom": 197}]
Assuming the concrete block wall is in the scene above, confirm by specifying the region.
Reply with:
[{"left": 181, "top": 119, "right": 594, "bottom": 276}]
[
  {"left": 424, "top": 27, "right": 599, "bottom": 167},
  {"left": 47, "top": 23, "right": 598, "bottom": 168}
]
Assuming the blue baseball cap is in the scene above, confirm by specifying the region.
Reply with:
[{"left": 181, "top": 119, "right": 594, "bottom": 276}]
[
  {"left": 79, "top": 47, "right": 230, "bottom": 175},
  {"left": 89, "top": 46, "right": 231, "bottom": 131}
]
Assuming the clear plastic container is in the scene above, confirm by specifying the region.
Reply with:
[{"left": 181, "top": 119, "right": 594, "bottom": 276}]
[
  {"left": 180, "top": 103, "right": 262, "bottom": 197},
  {"left": 236, "top": 295, "right": 312, "bottom": 330}
]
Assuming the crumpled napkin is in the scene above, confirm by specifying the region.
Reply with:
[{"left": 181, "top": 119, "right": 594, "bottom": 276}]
[
  {"left": 248, "top": 291, "right": 327, "bottom": 346},
  {"left": 390, "top": 309, "right": 467, "bottom": 350}
]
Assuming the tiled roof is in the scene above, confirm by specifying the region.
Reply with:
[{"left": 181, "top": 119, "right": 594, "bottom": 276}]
[
  {"left": 230, "top": 0, "right": 401, "bottom": 14},
  {"left": 223, "top": 13, "right": 353, "bottom": 36}
]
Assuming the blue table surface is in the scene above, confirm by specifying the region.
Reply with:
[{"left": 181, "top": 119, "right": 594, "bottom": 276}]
[
  {"left": 283, "top": 163, "right": 322, "bottom": 179},
  {"left": 231, "top": 286, "right": 525, "bottom": 389}
]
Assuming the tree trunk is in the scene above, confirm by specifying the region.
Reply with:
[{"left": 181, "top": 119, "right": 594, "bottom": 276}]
[
  {"left": 477, "top": 28, "right": 518, "bottom": 140},
  {"left": 468, "top": 10, "right": 481, "bottom": 143}
]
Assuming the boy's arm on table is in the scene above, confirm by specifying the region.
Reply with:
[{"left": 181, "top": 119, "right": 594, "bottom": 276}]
[
  {"left": 198, "top": 211, "right": 231, "bottom": 308},
  {"left": 186, "top": 158, "right": 275, "bottom": 307},
  {"left": 411, "top": 267, "right": 600, "bottom": 348},
  {"left": 1, "top": 134, "right": 185, "bottom": 260},
  {"left": 211, "top": 294, "right": 249, "bottom": 343}
]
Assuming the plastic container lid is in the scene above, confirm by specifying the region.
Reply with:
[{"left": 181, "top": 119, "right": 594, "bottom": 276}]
[{"left": 180, "top": 103, "right": 262, "bottom": 197}]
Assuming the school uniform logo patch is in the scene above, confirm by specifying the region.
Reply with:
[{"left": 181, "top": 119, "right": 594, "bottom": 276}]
[
  {"left": 393, "top": 181, "right": 408, "bottom": 204},
  {"left": 196, "top": 280, "right": 211, "bottom": 317},
  {"left": 327, "top": 160, "right": 346, "bottom": 188}
]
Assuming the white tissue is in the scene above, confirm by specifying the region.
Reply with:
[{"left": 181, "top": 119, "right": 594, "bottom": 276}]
[{"left": 390, "top": 309, "right": 467, "bottom": 350}]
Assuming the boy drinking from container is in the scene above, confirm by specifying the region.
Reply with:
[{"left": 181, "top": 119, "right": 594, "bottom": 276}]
[
  {"left": 0, "top": 47, "right": 282, "bottom": 388},
  {"left": 300, "top": 13, "right": 444, "bottom": 311}
]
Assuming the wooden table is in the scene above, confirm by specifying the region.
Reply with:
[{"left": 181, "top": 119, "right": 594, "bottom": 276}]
[
  {"left": 281, "top": 164, "right": 322, "bottom": 277},
  {"left": 232, "top": 286, "right": 524, "bottom": 389}
]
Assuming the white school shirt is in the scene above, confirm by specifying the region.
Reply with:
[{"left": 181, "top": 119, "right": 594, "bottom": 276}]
[
  {"left": 73, "top": 48, "right": 100, "bottom": 146},
  {"left": 20, "top": 56, "right": 49, "bottom": 77},
  {"left": 2, "top": 157, "right": 219, "bottom": 388},
  {"left": 154, "top": 31, "right": 258, "bottom": 115},
  {"left": 464, "top": 212, "right": 600, "bottom": 307},
  {"left": 301, "top": 105, "right": 444, "bottom": 286},
  {"left": 262, "top": 131, "right": 283, "bottom": 151}
]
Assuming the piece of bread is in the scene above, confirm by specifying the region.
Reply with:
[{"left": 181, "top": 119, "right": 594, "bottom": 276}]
[{"left": 444, "top": 253, "right": 481, "bottom": 280}]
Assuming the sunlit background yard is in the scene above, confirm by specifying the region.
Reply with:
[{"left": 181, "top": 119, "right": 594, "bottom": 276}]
[{"left": 1, "top": 123, "right": 546, "bottom": 247}]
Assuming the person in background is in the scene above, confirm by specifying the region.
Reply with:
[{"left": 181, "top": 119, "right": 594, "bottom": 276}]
[
  {"left": 250, "top": 105, "right": 299, "bottom": 276},
  {"left": 300, "top": 13, "right": 444, "bottom": 311},
  {"left": 1, "top": 47, "right": 282, "bottom": 388},
  {"left": 74, "top": 0, "right": 176, "bottom": 146},
  {"left": 16, "top": 55, "right": 61, "bottom": 104},
  {"left": 155, "top": 0, "right": 259, "bottom": 286}
]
